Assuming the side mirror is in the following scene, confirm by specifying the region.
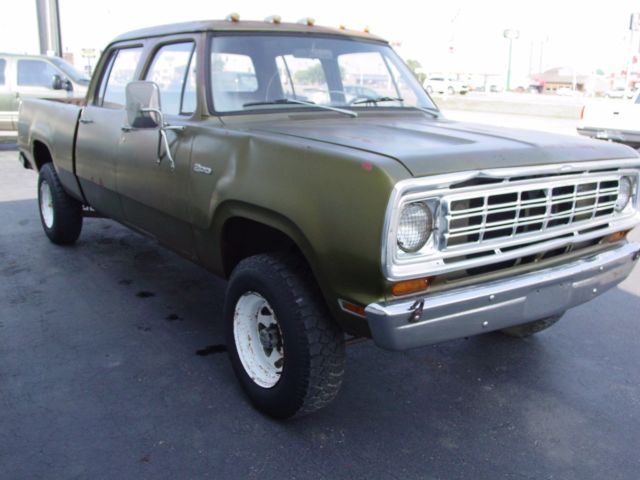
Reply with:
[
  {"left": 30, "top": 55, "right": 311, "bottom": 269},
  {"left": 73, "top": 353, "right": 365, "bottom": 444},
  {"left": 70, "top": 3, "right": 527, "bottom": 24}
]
[
  {"left": 52, "top": 74, "right": 73, "bottom": 92},
  {"left": 51, "top": 74, "right": 63, "bottom": 90},
  {"left": 125, "top": 81, "right": 163, "bottom": 128}
]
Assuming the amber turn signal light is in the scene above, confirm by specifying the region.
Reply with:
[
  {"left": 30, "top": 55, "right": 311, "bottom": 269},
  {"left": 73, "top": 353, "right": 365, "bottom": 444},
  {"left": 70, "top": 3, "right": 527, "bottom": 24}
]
[
  {"left": 605, "top": 230, "right": 630, "bottom": 243},
  {"left": 391, "top": 278, "right": 431, "bottom": 296},
  {"left": 341, "top": 302, "right": 366, "bottom": 317}
]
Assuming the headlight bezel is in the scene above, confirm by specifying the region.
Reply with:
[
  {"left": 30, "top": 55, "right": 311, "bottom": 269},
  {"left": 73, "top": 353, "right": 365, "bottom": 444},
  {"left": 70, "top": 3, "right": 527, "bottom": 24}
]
[
  {"left": 615, "top": 175, "right": 635, "bottom": 212},
  {"left": 396, "top": 201, "right": 434, "bottom": 253}
]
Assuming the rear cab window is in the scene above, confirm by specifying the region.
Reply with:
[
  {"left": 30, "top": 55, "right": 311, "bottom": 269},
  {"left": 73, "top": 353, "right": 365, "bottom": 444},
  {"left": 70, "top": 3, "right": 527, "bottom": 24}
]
[
  {"left": 275, "top": 55, "right": 329, "bottom": 105},
  {"left": 210, "top": 52, "right": 258, "bottom": 111}
]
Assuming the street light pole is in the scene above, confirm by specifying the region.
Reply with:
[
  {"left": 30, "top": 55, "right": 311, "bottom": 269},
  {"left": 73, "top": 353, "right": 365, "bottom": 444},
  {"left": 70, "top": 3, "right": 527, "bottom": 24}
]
[
  {"left": 503, "top": 29, "right": 520, "bottom": 92},
  {"left": 35, "top": 0, "right": 62, "bottom": 57},
  {"left": 626, "top": 13, "right": 640, "bottom": 95}
]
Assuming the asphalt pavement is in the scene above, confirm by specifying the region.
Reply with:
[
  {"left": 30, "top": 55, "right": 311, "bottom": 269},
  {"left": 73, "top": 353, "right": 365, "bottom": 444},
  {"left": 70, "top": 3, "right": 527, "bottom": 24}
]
[{"left": 1, "top": 126, "right": 640, "bottom": 479}]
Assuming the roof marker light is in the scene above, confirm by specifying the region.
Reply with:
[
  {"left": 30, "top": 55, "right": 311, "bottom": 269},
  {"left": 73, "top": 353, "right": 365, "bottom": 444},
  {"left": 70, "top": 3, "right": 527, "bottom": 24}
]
[
  {"left": 339, "top": 24, "right": 347, "bottom": 30},
  {"left": 297, "top": 17, "right": 316, "bottom": 26},
  {"left": 265, "top": 15, "right": 281, "bottom": 24},
  {"left": 225, "top": 13, "right": 240, "bottom": 22},
  {"left": 364, "top": 26, "right": 370, "bottom": 33}
]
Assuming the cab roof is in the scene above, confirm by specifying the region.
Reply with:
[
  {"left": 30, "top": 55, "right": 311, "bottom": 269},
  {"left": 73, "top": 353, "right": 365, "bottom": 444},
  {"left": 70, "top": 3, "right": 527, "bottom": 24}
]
[{"left": 111, "top": 19, "right": 387, "bottom": 45}]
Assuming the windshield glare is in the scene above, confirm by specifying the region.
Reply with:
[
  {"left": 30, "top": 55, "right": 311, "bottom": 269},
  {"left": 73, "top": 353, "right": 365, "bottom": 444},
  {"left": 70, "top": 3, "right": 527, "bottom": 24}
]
[{"left": 209, "top": 35, "right": 436, "bottom": 113}]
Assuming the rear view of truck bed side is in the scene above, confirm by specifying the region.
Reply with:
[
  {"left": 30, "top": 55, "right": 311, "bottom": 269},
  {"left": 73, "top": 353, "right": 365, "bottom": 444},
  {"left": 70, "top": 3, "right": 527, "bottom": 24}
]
[{"left": 18, "top": 98, "right": 85, "bottom": 201}]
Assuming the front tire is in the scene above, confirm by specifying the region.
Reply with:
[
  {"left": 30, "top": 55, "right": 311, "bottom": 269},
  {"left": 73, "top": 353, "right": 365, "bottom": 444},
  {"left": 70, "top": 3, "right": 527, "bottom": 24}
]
[
  {"left": 225, "top": 253, "right": 345, "bottom": 418},
  {"left": 38, "top": 163, "right": 83, "bottom": 245},
  {"left": 499, "top": 313, "right": 564, "bottom": 338}
]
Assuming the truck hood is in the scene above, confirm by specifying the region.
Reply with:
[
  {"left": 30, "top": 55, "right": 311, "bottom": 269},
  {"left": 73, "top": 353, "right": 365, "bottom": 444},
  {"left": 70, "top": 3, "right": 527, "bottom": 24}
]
[{"left": 251, "top": 113, "right": 637, "bottom": 176}]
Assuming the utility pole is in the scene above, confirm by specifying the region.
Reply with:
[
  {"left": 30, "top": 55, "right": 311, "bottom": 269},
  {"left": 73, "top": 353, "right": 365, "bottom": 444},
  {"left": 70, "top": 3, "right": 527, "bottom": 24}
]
[
  {"left": 35, "top": 0, "right": 62, "bottom": 57},
  {"left": 626, "top": 13, "right": 640, "bottom": 94},
  {"left": 538, "top": 36, "right": 549, "bottom": 74}
]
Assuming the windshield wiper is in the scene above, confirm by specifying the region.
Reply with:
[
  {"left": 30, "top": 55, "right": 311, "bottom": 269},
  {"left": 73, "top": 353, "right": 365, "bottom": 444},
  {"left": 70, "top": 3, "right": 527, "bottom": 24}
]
[
  {"left": 243, "top": 98, "right": 357, "bottom": 118},
  {"left": 351, "top": 96, "right": 404, "bottom": 105},
  {"left": 350, "top": 97, "right": 440, "bottom": 118}
]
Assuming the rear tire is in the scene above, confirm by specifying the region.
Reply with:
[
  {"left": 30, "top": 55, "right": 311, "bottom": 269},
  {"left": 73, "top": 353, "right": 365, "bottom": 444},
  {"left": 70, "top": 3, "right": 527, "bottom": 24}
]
[
  {"left": 499, "top": 313, "right": 564, "bottom": 338},
  {"left": 224, "top": 253, "right": 345, "bottom": 418},
  {"left": 37, "top": 163, "right": 83, "bottom": 245}
]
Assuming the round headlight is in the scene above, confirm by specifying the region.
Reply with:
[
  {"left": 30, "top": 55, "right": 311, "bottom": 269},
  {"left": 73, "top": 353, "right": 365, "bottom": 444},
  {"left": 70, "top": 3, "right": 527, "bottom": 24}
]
[
  {"left": 615, "top": 176, "right": 633, "bottom": 212},
  {"left": 397, "top": 202, "right": 433, "bottom": 253}
]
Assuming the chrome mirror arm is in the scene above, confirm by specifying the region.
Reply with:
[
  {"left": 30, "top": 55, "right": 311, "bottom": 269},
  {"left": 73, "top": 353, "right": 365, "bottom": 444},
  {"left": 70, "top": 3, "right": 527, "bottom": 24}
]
[
  {"left": 158, "top": 128, "right": 176, "bottom": 170},
  {"left": 140, "top": 107, "right": 184, "bottom": 170}
]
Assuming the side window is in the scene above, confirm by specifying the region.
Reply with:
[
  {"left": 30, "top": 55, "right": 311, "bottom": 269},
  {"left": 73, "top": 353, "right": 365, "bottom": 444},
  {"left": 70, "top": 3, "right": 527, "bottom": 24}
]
[
  {"left": 0, "top": 59, "right": 5, "bottom": 85},
  {"left": 17, "top": 59, "right": 58, "bottom": 87},
  {"left": 145, "top": 42, "right": 196, "bottom": 116},
  {"left": 99, "top": 47, "right": 143, "bottom": 109}
]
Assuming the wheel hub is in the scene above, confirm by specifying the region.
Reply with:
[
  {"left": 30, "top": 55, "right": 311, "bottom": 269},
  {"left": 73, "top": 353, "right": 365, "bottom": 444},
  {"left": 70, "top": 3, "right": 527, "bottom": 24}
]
[
  {"left": 258, "top": 323, "right": 282, "bottom": 356},
  {"left": 233, "top": 292, "right": 285, "bottom": 388},
  {"left": 39, "top": 180, "right": 54, "bottom": 229}
]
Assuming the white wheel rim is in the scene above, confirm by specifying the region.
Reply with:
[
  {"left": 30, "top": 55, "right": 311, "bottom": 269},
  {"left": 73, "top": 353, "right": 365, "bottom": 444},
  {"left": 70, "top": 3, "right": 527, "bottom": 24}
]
[
  {"left": 39, "top": 180, "right": 54, "bottom": 229},
  {"left": 233, "top": 292, "right": 284, "bottom": 388}
]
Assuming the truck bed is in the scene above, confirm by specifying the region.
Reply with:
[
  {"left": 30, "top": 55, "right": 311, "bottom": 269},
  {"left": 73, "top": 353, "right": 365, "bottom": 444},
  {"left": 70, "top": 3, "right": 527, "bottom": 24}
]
[{"left": 17, "top": 97, "right": 83, "bottom": 199}]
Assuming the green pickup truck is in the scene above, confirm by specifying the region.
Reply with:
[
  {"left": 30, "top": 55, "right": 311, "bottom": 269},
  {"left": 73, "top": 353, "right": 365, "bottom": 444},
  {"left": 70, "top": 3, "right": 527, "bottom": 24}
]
[{"left": 17, "top": 17, "right": 640, "bottom": 418}]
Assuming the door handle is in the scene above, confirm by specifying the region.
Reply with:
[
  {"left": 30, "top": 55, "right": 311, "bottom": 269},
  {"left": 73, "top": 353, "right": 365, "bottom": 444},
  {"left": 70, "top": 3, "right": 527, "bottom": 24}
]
[{"left": 79, "top": 119, "right": 94, "bottom": 124}]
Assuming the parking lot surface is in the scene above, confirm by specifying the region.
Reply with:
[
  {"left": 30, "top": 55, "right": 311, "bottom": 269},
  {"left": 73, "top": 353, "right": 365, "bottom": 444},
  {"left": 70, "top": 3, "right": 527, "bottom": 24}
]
[{"left": 1, "top": 130, "right": 640, "bottom": 479}]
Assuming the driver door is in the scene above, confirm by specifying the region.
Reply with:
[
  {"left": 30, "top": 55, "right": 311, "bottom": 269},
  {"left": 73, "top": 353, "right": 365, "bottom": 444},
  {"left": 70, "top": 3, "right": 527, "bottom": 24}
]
[
  {"left": 15, "top": 58, "right": 71, "bottom": 102},
  {"left": 116, "top": 40, "right": 198, "bottom": 258}
]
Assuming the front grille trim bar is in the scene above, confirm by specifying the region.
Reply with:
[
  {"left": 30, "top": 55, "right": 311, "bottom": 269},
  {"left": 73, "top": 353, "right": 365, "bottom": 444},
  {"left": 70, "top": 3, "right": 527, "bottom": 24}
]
[{"left": 440, "top": 174, "right": 621, "bottom": 249}]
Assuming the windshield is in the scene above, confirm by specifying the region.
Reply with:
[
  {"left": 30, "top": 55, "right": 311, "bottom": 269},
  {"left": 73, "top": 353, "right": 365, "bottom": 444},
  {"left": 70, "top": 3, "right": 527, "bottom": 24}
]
[
  {"left": 49, "top": 56, "right": 90, "bottom": 84},
  {"left": 209, "top": 34, "right": 436, "bottom": 114}
]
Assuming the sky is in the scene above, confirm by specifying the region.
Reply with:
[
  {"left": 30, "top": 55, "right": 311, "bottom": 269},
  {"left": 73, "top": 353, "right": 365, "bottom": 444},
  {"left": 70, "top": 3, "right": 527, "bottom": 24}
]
[{"left": 1, "top": 0, "right": 640, "bottom": 80}]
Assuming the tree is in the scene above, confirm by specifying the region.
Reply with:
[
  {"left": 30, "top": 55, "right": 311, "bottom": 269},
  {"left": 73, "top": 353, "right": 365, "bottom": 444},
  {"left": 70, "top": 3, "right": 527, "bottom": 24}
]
[{"left": 406, "top": 59, "right": 426, "bottom": 83}]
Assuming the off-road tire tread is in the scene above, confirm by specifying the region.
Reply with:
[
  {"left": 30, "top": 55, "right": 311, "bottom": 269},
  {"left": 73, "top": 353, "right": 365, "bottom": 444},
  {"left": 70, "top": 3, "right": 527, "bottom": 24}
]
[
  {"left": 38, "top": 163, "right": 83, "bottom": 245},
  {"left": 227, "top": 253, "right": 345, "bottom": 418}
]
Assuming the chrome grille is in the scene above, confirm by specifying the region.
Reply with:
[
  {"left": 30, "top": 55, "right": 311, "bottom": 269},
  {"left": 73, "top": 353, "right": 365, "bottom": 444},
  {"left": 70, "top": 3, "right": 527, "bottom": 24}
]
[{"left": 441, "top": 176, "right": 620, "bottom": 250}]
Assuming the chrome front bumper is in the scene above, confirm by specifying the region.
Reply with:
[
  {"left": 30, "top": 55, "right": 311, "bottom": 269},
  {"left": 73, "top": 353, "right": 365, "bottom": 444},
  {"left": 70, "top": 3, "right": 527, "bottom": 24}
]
[
  {"left": 577, "top": 127, "right": 640, "bottom": 145},
  {"left": 366, "top": 242, "right": 640, "bottom": 350}
]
